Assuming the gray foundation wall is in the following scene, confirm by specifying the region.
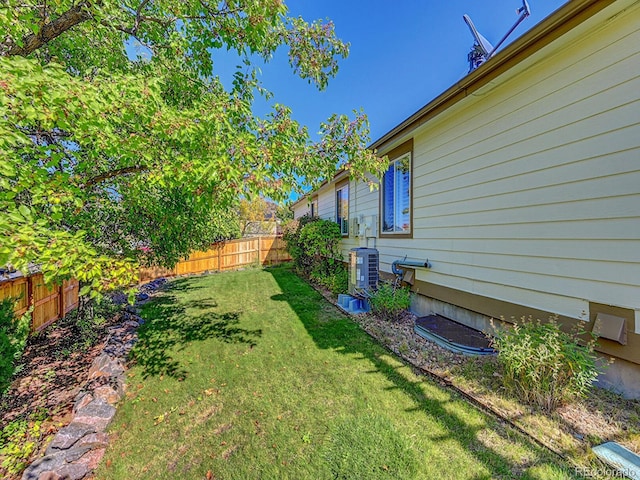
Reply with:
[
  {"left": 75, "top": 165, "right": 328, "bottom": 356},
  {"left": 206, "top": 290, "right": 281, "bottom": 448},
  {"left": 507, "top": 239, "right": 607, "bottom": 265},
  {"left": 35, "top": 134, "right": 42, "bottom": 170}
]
[{"left": 409, "top": 292, "right": 640, "bottom": 400}]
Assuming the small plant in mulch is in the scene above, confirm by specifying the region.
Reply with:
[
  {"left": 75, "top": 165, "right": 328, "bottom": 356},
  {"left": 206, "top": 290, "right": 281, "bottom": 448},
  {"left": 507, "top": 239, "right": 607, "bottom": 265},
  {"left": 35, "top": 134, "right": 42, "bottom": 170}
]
[
  {"left": 0, "top": 408, "right": 48, "bottom": 477},
  {"left": 368, "top": 282, "right": 411, "bottom": 322},
  {"left": 490, "top": 316, "right": 600, "bottom": 412}
]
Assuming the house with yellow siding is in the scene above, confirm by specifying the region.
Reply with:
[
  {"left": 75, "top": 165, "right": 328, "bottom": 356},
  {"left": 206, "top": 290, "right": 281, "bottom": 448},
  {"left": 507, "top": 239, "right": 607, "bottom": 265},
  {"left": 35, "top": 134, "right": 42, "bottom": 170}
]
[{"left": 291, "top": 0, "right": 640, "bottom": 398}]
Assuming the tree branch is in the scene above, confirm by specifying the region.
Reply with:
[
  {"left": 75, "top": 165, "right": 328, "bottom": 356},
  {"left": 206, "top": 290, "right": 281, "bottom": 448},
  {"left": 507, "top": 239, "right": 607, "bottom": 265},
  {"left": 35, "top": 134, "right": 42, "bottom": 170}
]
[
  {"left": 83, "top": 165, "right": 149, "bottom": 188},
  {"left": 3, "top": 2, "right": 93, "bottom": 57}
]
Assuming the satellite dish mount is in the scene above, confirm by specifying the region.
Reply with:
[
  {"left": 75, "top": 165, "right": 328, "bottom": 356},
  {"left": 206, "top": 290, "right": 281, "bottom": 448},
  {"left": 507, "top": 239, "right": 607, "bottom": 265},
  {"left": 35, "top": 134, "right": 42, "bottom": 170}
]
[{"left": 463, "top": 0, "right": 531, "bottom": 72}]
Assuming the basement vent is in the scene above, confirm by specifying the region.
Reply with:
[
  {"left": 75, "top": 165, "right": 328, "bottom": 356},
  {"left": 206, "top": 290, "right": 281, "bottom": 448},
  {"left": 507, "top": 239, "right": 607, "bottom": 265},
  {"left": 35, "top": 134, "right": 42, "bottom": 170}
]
[{"left": 593, "top": 313, "right": 627, "bottom": 345}]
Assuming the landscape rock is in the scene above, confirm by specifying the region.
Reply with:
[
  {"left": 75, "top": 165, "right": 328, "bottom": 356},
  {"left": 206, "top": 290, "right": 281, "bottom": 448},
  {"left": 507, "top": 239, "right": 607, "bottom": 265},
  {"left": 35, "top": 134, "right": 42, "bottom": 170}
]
[
  {"left": 124, "top": 304, "right": 141, "bottom": 315},
  {"left": 135, "top": 292, "right": 149, "bottom": 301},
  {"left": 139, "top": 278, "right": 167, "bottom": 294},
  {"left": 37, "top": 472, "right": 62, "bottom": 480},
  {"left": 76, "top": 432, "right": 110, "bottom": 450},
  {"left": 93, "top": 384, "right": 123, "bottom": 405},
  {"left": 45, "top": 422, "right": 96, "bottom": 453},
  {"left": 109, "top": 292, "right": 128, "bottom": 306},
  {"left": 73, "top": 392, "right": 94, "bottom": 415},
  {"left": 21, "top": 277, "right": 150, "bottom": 479},
  {"left": 123, "top": 320, "right": 140, "bottom": 329},
  {"left": 87, "top": 354, "right": 125, "bottom": 379},
  {"left": 73, "top": 399, "right": 117, "bottom": 432},
  {"left": 75, "top": 448, "right": 106, "bottom": 471},
  {"left": 55, "top": 463, "right": 89, "bottom": 480},
  {"left": 22, "top": 446, "right": 91, "bottom": 480}
]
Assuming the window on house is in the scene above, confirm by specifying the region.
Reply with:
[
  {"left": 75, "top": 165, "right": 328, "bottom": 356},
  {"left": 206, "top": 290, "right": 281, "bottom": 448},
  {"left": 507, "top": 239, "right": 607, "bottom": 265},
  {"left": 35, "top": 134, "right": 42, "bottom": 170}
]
[
  {"left": 311, "top": 198, "right": 318, "bottom": 218},
  {"left": 336, "top": 184, "right": 349, "bottom": 236},
  {"left": 382, "top": 146, "right": 411, "bottom": 235}
]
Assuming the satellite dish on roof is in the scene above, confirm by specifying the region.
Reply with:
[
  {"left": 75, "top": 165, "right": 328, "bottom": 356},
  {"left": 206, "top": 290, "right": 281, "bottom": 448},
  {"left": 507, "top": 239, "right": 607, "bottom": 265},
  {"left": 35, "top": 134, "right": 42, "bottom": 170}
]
[
  {"left": 463, "top": 15, "right": 493, "bottom": 57},
  {"left": 463, "top": 0, "right": 531, "bottom": 73}
]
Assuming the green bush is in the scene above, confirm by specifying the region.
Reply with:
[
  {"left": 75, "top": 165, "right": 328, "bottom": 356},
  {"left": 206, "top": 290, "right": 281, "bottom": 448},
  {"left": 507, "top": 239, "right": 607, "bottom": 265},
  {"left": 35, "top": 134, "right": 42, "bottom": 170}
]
[
  {"left": 0, "top": 298, "right": 30, "bottom": 393},
  {"left": 283, "top": 216, "right": 345, "bottom": 288},
  {"left": 490, "top": 316, "right": 599, "bottom": 412},
  {"left": 368, "top": 283, "right": 411, "bottom": 322},
  {"left": 282, "top": 214, "right": 320, "bottom": 274},
  {"left": 312, "top": 264, "right": 348, "bottom": 294}
]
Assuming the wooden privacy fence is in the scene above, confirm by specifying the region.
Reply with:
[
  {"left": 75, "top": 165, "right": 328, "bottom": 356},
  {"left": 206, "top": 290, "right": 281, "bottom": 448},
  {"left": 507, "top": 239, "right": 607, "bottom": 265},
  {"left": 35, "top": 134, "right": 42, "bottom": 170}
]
[
  {"left": 0, "top": 273, "right": 79, "bottom": 332},
  {"left": 0, "top": 236, "right": 289, "bottom": 330},
  {"left": 139, "top": 235, "right": 291, "bottom": 283}
]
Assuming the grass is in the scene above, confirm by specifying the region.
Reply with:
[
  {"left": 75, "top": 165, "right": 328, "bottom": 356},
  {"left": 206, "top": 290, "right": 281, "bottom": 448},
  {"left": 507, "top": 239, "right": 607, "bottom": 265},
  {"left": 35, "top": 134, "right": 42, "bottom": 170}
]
[{"left": 97, "top": 266, "right": 579, "bottom": 479}]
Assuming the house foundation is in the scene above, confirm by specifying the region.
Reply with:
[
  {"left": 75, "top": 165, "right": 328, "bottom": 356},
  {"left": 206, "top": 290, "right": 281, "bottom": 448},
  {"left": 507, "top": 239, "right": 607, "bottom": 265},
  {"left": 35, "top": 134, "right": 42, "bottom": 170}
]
[{"left": 409, "top": 292, "right": 640, "bottom": 400}]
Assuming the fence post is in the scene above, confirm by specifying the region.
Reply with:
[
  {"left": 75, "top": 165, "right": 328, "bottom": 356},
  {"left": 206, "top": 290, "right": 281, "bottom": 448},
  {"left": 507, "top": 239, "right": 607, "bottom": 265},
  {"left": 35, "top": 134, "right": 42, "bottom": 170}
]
[
  {"left": 59, "top": 282, "right": 65, "bottom": 320},
  {"left": 27, "top": 275, "right": 34, "bottom": 332},
  {"left": 218, "top": 243, "right": 222, "bottom": 272},
  {"left": 258, "top": 236, "right": 262, "bottom": 266}
]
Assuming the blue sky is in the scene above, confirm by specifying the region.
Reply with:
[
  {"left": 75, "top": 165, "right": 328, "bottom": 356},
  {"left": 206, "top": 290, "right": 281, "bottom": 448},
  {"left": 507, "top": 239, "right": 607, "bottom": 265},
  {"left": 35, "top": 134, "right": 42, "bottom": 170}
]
[{"left": 214, "top": 0, "right": 567, "bottom": 144}]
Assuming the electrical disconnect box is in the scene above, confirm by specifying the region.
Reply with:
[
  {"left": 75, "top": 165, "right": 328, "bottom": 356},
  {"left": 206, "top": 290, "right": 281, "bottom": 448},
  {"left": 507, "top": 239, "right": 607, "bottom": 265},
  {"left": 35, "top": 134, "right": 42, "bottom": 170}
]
[
  {"left": 349, "top": 215, "right": 378, "bottom": 238},
  {"left": 349, "top": 248, "right": 379, "bottom": 294}
]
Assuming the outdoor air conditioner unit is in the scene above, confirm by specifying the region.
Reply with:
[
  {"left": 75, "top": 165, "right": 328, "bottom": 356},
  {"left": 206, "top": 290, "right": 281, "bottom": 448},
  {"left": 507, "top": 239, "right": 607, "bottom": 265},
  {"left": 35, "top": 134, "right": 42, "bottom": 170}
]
[{"left": 349, "top": 247, "right": 379, "bottom": 294}]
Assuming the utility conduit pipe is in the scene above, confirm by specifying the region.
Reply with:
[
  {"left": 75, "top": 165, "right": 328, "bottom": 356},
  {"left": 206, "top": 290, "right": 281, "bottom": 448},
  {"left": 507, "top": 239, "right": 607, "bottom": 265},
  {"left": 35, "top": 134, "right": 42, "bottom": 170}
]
[{"left": 392, "top": 257, "right": 432, "bottom": 276}]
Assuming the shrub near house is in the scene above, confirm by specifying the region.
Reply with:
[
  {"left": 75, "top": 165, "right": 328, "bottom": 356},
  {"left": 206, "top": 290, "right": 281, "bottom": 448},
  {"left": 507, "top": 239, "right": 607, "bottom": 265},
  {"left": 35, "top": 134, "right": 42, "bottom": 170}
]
[
  {"left": 283, "top": 217, "right": 347, "bottom": 293},
  {"left": 491, "top": 317, "right": 599, "bottom": 411}
]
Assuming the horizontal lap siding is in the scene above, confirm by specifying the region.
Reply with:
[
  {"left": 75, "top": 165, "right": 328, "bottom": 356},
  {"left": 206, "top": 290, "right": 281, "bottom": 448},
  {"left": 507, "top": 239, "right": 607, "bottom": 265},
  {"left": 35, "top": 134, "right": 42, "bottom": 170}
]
[
  {"left": 341, "top": 4, "right": 640, "bottom": 323},
  {"left": 403, "top": 3, "right": 640, "bottom": 320},
  {"left": 292, "top": 202, "right": 310, "bottom": 220},
  {"left": 317, "top": 187, "right": 335, "bottom": 222}
]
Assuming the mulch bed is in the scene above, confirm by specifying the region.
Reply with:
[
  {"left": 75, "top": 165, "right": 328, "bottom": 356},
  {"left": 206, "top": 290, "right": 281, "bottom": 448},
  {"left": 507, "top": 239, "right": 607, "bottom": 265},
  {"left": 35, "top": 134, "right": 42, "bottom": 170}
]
[{"left": 0, "top": 312, "right": 121, "bottom": 479}]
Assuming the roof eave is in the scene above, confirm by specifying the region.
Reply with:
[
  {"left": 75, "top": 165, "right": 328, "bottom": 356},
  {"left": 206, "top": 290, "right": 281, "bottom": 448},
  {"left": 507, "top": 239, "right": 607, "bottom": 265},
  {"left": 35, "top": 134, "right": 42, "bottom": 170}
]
[{"left": 369, "top": 0, "right": 616, "bottom": 153}]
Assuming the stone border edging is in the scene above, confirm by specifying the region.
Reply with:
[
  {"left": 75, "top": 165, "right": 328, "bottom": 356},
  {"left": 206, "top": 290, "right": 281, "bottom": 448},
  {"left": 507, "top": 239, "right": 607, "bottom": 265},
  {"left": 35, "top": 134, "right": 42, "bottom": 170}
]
[{"left": 21, "top": 279, "right": 167, "bottom": 480}]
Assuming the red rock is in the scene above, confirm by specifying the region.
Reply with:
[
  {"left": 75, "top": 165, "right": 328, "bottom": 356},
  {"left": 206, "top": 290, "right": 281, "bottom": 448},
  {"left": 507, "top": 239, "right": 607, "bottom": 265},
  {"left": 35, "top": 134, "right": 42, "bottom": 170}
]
[{"left": 76, "top": 447, "right": 106, "bottom": 471}]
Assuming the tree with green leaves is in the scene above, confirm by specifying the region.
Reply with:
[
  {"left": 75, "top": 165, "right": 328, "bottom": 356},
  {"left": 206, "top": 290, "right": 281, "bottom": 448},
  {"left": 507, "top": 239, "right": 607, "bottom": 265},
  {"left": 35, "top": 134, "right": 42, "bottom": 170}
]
[{"left": 0, "top": 0, "right": 386, "bottom": 294}]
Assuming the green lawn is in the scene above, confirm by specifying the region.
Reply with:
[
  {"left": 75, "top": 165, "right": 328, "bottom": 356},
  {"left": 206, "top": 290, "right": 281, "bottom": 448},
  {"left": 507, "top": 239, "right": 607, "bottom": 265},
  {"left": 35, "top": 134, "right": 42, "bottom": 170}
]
[{"left": 97, "top": 266, "right": 578, "bottom": 479}]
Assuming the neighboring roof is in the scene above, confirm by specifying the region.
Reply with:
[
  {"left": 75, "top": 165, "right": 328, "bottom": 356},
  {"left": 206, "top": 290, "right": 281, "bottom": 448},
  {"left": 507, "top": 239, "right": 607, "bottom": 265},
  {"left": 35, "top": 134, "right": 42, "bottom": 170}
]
[{"left": 369, "top": 0, "right": 616, "bottom": 153}]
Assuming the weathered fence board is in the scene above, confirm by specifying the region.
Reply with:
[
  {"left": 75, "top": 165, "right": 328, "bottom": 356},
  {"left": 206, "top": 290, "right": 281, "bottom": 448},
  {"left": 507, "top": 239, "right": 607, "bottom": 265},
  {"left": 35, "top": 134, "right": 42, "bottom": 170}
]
[
  {"left": 0, "top": 273, "right": 79, "bottom": 332},
  {"left": 139, "top": 235, "right": 291, "bottom": 282}
]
